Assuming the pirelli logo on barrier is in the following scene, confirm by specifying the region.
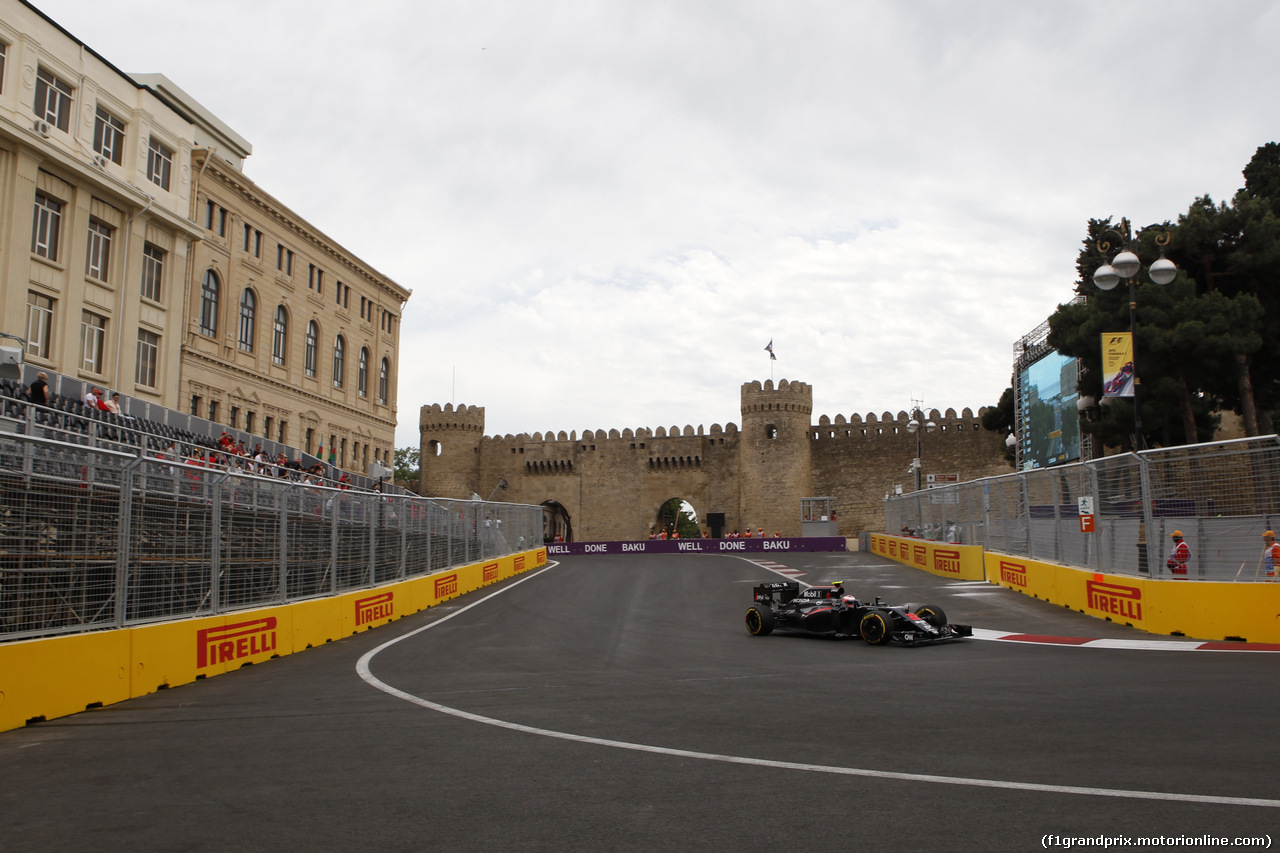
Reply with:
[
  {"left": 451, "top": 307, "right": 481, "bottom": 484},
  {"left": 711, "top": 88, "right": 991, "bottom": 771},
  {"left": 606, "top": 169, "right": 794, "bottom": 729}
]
[
  {"left": 999, "top": 560, "right": 1028, "bottom": 588},
  {"left": 888, "top": 540, "right": 899, "bottom": 559},
  {"left": 1087, "top": 578, "right": 1142, "bottom": 621},
  {"left": 537, "top": 548, "right": 546, "bottom": 563},
  {"left": 435, "top": 573, "right": 459, "bottom": 598},
  {"left": 355, "top": 591, "right": 394, "bottom": 626},
  {"left": 912, "top": 544, "right": 927, "bottom": 568},
  {"left": 933, "top": 549, "right": 962, "bottom": 575},
  {"left": 514, "top": 554, "right": 526, "bottom": 572},
  {"left": 483, "top": 562, "right": 500, "bottom": 582},
  {"left": 197, "top": 617, "right": 277, "bottom": 669}
]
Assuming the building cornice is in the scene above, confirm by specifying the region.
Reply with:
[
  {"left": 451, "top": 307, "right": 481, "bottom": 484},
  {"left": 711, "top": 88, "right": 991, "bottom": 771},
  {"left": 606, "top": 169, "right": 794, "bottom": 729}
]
[{"left": 194, "top": 150, "right": 411, "bottom": 305}]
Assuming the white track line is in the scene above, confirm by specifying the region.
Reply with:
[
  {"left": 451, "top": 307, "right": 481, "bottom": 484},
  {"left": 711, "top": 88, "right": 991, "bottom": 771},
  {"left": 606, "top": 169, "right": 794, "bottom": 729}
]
[{"left": 355, "top": 561, "right": 1280, "bottom": 809}]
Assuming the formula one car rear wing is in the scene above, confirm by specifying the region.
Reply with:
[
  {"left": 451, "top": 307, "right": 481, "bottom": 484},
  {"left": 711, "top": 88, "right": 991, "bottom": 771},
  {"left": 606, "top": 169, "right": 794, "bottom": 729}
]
[{"left": 752, "top": 581, "right": 800, "bottom": 604}]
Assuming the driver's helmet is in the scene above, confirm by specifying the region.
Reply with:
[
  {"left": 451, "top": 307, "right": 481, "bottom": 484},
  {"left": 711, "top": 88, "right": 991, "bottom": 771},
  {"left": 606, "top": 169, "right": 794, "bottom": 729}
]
[{"left": 841, "top": 594, "right": 860, "bottom": 606}]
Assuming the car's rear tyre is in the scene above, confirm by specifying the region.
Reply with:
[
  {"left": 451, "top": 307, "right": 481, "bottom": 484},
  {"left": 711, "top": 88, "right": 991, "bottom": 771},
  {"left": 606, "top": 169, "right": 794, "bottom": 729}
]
[
  {"left": 915, "top": 604, "right": 947, "bottom": 628},
  {"left": 859, "top": 610, "right": 893, "bottom": 645},
  {"left": 745, "top": 605, "right": 775, "bottom": 636}
]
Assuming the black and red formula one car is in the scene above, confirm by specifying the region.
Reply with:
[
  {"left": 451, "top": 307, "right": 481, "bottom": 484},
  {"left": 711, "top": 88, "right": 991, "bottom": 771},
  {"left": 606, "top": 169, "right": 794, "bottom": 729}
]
[{"left": 744, "top": 580, "right": 971, "bottom": 646}]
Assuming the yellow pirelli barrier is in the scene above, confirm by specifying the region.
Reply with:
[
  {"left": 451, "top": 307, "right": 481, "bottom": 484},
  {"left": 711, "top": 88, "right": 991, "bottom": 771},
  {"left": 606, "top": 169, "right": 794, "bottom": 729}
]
[
  {"left": 983, "top": 551, "right": 1280, "bottom": 643},
  {"left": 0, "top": 547, "right": 548, "bottom": 733},
  {"left": 868, "top": 534, "right": 986, "bottom": 581}
]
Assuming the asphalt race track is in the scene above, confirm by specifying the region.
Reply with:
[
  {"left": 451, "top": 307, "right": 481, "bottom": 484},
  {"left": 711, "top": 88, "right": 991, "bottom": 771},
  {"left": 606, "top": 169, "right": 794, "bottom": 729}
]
[{"left": 2, "top": 551, "right": 1277, "bottom": 852}]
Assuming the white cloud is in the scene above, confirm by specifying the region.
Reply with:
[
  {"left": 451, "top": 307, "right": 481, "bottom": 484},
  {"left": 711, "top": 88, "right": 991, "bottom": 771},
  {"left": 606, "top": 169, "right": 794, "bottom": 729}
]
[{"left": 33, "top": 0, "right": 1280, "bottom": 446}]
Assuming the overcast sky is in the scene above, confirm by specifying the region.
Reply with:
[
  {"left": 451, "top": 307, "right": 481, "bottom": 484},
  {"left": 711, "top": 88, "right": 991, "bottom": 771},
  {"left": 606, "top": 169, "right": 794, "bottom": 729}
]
[{"left": 33, "top": 0, "right": 1280, "bottom": 447}]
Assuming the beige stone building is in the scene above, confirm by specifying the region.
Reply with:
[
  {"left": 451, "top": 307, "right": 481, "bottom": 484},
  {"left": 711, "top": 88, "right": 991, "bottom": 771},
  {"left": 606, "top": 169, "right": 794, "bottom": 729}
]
[
  {"left": 161, "top": 75, "right": 410, "bottom": 471},
  {"left": 0, "top": 1, "right": 410, "bottom": 473},
  {"left": 0, "top": 0, "right": 200, "bottom": 402}
]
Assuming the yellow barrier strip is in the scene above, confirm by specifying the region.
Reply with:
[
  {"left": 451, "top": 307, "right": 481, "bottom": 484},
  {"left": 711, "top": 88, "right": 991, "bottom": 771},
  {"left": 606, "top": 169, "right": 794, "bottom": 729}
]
[{"left": 0, "top": 548, "right": 547, "bottom": 733}]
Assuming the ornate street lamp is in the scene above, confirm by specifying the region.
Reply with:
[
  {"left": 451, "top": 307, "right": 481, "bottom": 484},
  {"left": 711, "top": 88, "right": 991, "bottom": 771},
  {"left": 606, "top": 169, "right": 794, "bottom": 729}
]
[
  {"left": 907, "top": 404, "right": 936, "bottom": 491},
  {"left": 1090, "top": 218, "right": 1177, "bottom": 450}
]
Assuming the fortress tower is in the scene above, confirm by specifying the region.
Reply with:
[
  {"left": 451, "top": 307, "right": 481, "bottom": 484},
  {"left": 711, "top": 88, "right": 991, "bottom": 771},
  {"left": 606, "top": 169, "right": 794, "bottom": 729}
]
[
  {"left": 738, "top": 379, "right": 813, "bottom": 536},
  {"left": 419, "top": 403, "right": 485, "bottom": 499}
]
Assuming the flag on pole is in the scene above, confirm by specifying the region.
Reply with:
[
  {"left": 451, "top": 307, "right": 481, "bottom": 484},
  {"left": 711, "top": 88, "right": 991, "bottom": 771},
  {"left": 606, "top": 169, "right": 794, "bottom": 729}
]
[{"left": 765, "top": 340, "right": 776, "bottom": 361}]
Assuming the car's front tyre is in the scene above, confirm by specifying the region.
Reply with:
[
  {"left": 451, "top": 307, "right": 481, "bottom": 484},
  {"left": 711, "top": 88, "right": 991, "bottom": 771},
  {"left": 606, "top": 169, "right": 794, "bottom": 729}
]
[
  {"left": 915, "top": 604, "right": 947, "bottom": 628},
  {"left": 859, "top": 610, "right": 894, "bottom": 645},
  {"left": 745, "top": 604, "right": 775, "bottom": 636}
]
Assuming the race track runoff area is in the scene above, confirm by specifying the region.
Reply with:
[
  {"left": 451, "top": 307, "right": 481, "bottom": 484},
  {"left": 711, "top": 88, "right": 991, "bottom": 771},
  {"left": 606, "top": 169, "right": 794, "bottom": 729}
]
[{"left": 1, "top": 551, "right": 1274, "bottom": 852}]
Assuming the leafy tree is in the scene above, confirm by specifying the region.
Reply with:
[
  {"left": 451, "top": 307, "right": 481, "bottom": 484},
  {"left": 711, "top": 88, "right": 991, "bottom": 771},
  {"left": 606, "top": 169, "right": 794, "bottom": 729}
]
[
  {"left": 394, "top": 446, "right": 420, "bottom": 484},
  {"left": 1046, "top": 217, "right": 1256, "bottom": 450},
  {"left": 981, "top": 386, "right": 1016, "bottom": 463}
]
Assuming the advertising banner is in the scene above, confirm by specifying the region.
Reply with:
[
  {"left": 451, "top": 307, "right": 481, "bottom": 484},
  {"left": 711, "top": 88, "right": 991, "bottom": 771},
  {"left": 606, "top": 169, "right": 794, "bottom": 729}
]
[
  {"left": 1101, "top": 332, "right": 1134, "bottom": 397},
  {"left": 546, "top": 537, "right": 846, "bottom": 556}
]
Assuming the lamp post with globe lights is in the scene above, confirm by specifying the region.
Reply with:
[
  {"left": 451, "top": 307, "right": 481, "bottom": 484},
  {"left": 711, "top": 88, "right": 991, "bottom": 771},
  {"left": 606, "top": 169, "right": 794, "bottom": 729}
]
[
  {"left": 907, "top": 403, "right": 936, "bottom": 492},
  {"left": 1091, "top": 219, "right": 1177, "bottom": 450}
]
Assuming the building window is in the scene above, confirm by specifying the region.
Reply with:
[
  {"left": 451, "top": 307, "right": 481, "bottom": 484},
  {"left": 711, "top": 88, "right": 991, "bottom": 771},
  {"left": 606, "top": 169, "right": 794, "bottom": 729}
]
[
  {"left": 190, "top": 395, "right": 202, "bottom": 416},
  {"left": 245, "top": 411, "right": 255, "bottom": 434},
  {"left": 230, "top": 406, "right": 239, "bottom": 428},
  {"left": 141, "top": 243, "right": 165, "bottom": 302},
  {"left": 272, "top": 306, "right": 288, "bottom": 366},
  {"left": 93, "top": 106, "right": 126, "bottom": 165},
  {"left": 277, "top": 244, "right": 293, "bottom": 275},
  {"left": 238, "top": 289, "right": 256, "bottom": 352},
  {"left": 34, "top": 67, "right": 73, "bottom": 132},
  {"left": 199, "top": 270, "right": 219, "bottom": 337},
  {"left": 147, "top": 137, "right": 172, "bottom": 191},
  {"left": 208, "top": 401, "right": 219, "bottom": 423},
  {"left": 136, "top": 330, "right": 159, "bottom": 387},
  {"left": 26, "top": 292, "right": 54, "bottom": 358},
  {"left": 278, "top": 421, "right": 287, "bottom": 444},
  {"left": 204, "top": 201, "right": 227, "bottom": 236},
  {"left": 80, "top": 311, "right": 107, "bottom": 373},
  {"left": 379, "top": 358, "right": 389, "bottom": 405},
  {"left": 85, "top": 219, "right": 113, "bottom": 282},
  {"left": 357, "top": 347, "right": 369, "bottom": 397},
  {"left": 241, "top": 222, "right": 262, "bottom": 256},
  {"left": 304, "top": 321, "right": 318, "bottom": 377},
  {"left": 31, "top": 192, "right": 62, "bottom": 261},
  {"left": 332, "top": 335, "right": 345, "bottom": 388},
  {"left": 0, "top": 43, "right": 7, "bottom": 95}
]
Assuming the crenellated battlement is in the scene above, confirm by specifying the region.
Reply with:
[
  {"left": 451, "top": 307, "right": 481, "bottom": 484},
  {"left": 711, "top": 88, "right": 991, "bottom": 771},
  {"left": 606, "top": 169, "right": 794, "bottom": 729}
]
[
  {"left": 810, "top": 407, "right": 988, "bottom": 441},
  {"left": 740, "top": 378, "right": 813, "bottom": 417},
  {"left": 420, "top": 402, "right": 486, "bottom": 435},
  {"left": 478, "top": 422, "right": 739, "bottom": 446}
]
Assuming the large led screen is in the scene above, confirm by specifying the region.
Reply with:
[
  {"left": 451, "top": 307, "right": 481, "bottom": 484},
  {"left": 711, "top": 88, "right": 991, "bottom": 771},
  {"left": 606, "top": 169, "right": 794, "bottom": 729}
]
[{"left": 1018, "top": 350, "right": 1080, "bottom": 470}]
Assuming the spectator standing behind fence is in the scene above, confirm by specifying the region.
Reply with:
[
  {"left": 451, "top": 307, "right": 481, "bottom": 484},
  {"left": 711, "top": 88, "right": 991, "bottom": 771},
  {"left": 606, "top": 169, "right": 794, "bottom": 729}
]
[
  {"left": 1261, "top": 531, "right": 1280, "bottom": 580},
  {"left": 27, "top": 372, "right": 49, "bottom": 405},
  {"left": 1165, "top": 530, "right": 1190, "bottom": 577}
]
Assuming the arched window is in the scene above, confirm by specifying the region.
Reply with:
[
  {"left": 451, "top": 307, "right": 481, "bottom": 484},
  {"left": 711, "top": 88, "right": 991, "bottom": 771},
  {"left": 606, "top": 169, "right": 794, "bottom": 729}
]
[
  {"left": 358, "top": 347, "right": 369, "bottom": 397},
  {"left": 332, "top": 335, "right": 345, "bottom": 388},
  {"left": 238, "top": 288, "right": 256, "bottom": 352},
  {"left": 305, "top": 320, "right": 318, "bottom": 377},
  {"left": 272, "top": 305, "right": 288, "bottom": 366},
  {"left": 378, "top": 358, "right": 389, "bottom": 405},
  {"left": 199, "top": 270, "right": 219, "bottom": 336}
]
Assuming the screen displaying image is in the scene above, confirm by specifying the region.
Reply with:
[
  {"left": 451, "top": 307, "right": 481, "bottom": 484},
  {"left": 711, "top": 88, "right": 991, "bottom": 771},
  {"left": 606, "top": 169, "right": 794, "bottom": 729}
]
[{"left": 1018, "top": 350, "right": 1080, "bottom": 470}]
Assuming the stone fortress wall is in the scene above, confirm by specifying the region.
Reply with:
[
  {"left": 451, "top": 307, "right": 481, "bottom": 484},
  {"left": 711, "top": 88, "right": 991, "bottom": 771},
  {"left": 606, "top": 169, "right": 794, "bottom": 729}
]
[{"left": 418, "top": 379, "right": 1011, "bottom": 541}]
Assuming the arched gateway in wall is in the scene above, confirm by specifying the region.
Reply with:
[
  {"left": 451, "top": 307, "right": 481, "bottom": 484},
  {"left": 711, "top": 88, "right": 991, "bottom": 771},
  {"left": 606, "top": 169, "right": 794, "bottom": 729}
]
[{"left": 418, "top": 380, "right": 1010, "bottom": 541}]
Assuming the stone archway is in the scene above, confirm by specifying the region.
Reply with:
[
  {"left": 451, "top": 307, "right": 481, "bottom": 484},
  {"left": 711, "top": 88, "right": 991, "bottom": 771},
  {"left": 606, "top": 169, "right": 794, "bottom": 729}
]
[
  {"left": 542, "top": 500, "right": 572, "bottom": 543},
  {"left": 655, "top": 497, "right": 699, "bottom": 539}
]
